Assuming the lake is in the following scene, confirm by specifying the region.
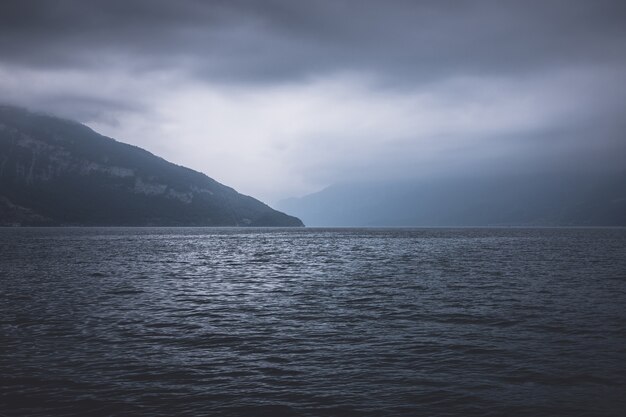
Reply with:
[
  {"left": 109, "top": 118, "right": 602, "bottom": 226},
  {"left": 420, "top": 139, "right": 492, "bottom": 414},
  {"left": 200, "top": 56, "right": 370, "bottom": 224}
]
[{"left": 1, "top": 227, "right": 625, "bottom": 416}]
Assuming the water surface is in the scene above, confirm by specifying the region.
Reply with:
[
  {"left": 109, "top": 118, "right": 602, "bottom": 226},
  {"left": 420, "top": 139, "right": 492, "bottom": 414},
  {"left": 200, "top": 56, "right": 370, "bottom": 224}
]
[{"left": 1, "top": 228, "right": 625, "bottom": 416}]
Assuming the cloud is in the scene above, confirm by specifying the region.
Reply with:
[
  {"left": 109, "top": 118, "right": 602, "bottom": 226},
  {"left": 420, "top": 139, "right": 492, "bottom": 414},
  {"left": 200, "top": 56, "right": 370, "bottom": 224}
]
[
  {"left": 79, "top": 67, "right": 624, "bottom": 201},
  {"left": 2, "top": 1, "right": 625, "bottom": 83},
  {"left": 0, "top": 0, "right": 625, "bottom": 202}
]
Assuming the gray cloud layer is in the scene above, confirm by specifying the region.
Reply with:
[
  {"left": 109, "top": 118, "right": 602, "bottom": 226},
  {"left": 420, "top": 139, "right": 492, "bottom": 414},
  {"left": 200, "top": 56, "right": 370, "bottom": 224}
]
[
  {"left": 1, "top": 0, "right": 625, "bottom": 201},
  {"left": 2, "top": 1, "right": 625, "bottom": 80}
]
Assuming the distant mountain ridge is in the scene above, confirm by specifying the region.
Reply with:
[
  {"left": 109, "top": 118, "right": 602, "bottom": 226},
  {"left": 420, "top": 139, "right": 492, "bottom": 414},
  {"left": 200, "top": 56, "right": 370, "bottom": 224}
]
[
  {"left": 278, "top": 175, "right": 626, "bottom": 227},
  {"left": 0, "top": 105, "right": 303, "bottom": 226}
]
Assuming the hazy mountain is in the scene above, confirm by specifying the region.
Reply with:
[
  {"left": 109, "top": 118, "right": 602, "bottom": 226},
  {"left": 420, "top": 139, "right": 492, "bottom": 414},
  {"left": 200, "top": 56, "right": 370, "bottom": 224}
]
[
  {"left": 0, "top": 105, "right": 303, "bottom": 227},
  {"left": 278, "top": 174, "right": 626, "bottom": 227}
]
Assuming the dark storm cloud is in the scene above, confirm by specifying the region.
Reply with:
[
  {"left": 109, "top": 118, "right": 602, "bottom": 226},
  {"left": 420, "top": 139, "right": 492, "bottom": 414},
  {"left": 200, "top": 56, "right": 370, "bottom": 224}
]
[
  {"left": 1, "top": 0, "right": 625, "bottom": 201},
  {"left": 1, "top": 0, "right": 625, "bottom": 84}
]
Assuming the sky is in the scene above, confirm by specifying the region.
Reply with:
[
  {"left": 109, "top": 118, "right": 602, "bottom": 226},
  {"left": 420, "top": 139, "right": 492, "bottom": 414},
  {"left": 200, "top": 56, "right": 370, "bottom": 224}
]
[{"left": 1, "top": 0, "right": 625, "bottom": 204}]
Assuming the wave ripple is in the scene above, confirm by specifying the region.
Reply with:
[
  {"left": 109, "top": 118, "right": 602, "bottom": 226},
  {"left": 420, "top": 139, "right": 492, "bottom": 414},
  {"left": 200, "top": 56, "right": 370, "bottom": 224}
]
[{"left": 1, "top": 227, "right": 625, "bottom": 416}]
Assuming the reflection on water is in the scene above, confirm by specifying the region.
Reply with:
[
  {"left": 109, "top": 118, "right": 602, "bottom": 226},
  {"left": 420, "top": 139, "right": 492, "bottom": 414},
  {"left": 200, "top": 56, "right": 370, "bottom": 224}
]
[{"left": 1, "top": 227, "right": 625, "bottom": 416}]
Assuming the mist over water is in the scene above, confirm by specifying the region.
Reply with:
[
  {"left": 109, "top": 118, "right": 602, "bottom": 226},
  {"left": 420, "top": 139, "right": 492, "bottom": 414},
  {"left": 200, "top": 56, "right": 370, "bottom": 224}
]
[{"left": 1, "top": 227, "right": 625, "bottom": 416}]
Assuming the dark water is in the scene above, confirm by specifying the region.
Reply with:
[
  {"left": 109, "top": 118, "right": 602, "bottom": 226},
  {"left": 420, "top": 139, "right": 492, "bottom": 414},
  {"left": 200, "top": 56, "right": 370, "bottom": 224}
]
[{"left": 1, "top": 228, "right": 625, "bottom": 416}]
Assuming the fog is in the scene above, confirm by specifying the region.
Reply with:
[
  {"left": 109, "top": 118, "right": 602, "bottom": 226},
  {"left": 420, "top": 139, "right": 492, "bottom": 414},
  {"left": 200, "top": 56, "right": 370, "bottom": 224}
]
[{"left": 1, "top": 0, "right": 625, "bottom": 203}]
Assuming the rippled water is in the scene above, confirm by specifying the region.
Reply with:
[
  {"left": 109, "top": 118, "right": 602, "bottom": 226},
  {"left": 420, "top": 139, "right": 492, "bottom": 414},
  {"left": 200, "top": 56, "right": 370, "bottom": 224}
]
[{"left": 1, "top": 227, "right": 625, "bottom": 416}]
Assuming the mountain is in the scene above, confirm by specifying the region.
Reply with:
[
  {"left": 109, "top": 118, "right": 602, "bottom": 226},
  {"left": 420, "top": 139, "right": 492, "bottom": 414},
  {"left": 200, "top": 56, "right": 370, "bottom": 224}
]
[
  {"left": 0, "top": 105, "right": 303, "bottom": 227},
  {"left": 277, "top": 174, "right": 626, "bottom": 227}
]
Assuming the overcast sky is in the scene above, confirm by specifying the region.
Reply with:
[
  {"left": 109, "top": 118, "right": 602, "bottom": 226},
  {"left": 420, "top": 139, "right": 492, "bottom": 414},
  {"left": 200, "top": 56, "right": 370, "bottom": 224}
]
[{"left": 1, "top": 0, "right": 625, "bottom": 203}]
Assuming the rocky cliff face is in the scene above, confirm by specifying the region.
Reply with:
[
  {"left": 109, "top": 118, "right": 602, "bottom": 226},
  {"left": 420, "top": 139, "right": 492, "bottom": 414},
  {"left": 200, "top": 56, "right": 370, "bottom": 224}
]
[{"left": 0, "top": 105, "right": 303, "bottom": 227}]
